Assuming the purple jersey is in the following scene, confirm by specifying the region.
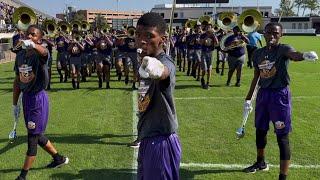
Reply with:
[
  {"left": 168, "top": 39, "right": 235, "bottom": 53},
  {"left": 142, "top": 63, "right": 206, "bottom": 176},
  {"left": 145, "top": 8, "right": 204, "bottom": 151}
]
[{"left": 55, "top": 36, "right": 68, "bottom": 52}]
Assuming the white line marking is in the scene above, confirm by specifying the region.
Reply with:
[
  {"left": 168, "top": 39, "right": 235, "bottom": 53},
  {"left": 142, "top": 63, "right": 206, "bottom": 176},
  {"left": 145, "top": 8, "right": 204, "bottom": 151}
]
[
  {"left": 180, "top": 163, "right": 320, "bottom": 169},
  {"left": 131, "top": 90, "right": 138, "bottom": 180},
  {"left": 175, "top": 96, "right": 320, "bottom": 100}
]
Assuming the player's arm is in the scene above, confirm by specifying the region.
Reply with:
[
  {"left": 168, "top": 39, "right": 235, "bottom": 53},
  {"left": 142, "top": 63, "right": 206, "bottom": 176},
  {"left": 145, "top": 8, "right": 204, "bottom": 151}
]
[
  {"left": 287, "top": 50, "right": 318, "bottom": 62},
  {"left": 33, "top": 41, "right": 48, "bottom": 57},
  {"left": 13, "top": 76, "right": 21, "bottom": 106},
  {"left": 245, "top": 68, "right": 260, "bottom": 100}
]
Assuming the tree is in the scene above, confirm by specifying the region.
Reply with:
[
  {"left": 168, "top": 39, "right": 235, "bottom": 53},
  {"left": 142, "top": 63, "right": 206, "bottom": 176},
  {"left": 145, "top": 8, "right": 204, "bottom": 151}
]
[
  {"left": 307, "top": 0, "right": 319, "bottom": 15},
  {"left": 279, "top": 0, "right": 295, "bottom": 16},
  {"left": 294, "top": 0, "right": 305, "bottom": 15},
  {"left": 93, "top": 14, "right": 108, "bottom": 29},
  {"left": 72, "top": 11, "right": 86, "bottom": 22}
]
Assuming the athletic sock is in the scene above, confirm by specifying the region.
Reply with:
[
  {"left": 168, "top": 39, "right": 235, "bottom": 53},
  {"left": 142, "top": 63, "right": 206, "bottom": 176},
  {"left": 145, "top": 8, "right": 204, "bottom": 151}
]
[
  {"left": 53, "top": 153, "right": 63, "bottom": 161},
  {"left": 19, "top": 169, "right": 28, "bottom": 178},
  {"left": 279, "top": 174, "right": 287, "bottom": 180},
  {"left": 257, "top": 156, "right": 265, "bottom": 163}
]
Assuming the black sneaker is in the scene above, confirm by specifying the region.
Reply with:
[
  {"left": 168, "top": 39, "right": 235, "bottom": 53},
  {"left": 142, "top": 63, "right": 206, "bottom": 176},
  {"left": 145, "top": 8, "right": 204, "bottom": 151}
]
[
  {"left": 226, "top": 81, "right": 231, "bottom": 86},
  {"left": 106, "top": 82, "right": 110, "bottom": 89},
  {"left": 47, "top": 156, "right": 69, "bottom": 168},
  {"left": 127, "top": 139, "right": 140, "bottom": 148},
  {"left": 243, "top": 161, "right": 269, "bottom": 173},
  {"left": 235, "top": 81, "right": 241, "bottom": 87}
]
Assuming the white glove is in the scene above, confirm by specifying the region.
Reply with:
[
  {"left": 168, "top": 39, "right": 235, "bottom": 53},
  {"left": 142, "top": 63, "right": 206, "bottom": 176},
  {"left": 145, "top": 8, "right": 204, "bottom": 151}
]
[
  {"left": 142, "top": 56, "right": 165, "bottom": 79},
  {"left": 303, "top": 51, "right": 318, "bottom": 61},
  {"left": 12, "top": 105, "right": 20, "bottom": 120},
  {"left": 21, "top": 40, "right": 36, "bottom": 49},
  {"left": 139, "top": 66, "right": 150, "bottom": 79}
]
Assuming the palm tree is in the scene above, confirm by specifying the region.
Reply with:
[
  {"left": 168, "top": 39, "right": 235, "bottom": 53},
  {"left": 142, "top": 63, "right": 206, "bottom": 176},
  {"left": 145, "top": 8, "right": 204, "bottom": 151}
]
[
  {"left": 307, "top": 0, "right": 319, "bottom": 15},
  {"left": 279, "top": 0, "right": 295, "bottom": 16},
  {"left": 294, "top": 0, "right": 305, "bottom": 15}
]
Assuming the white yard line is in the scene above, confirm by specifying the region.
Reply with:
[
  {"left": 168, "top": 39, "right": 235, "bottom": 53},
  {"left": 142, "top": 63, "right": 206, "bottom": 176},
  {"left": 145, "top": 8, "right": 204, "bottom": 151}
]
[
  {"left": 180, "top": 162, "right": 320, "bottom": 169},
  {"left": 131, "top": 90, "right": 138, "bottom": 180},
  {"left": 175, "top": 96, "right": 320, "bottom": 100}
]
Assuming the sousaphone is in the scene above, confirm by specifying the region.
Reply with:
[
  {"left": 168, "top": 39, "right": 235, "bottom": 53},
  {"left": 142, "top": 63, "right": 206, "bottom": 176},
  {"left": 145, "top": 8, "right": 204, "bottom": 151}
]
[
  {"left": 238, "top": 9, "right": 263, "bottom": 32},
  {"left": 217, "top": 12, "right": 237, "bottom": 31},
  {"left": 12, "top": 6, "right": 37, "bottom": 31}
]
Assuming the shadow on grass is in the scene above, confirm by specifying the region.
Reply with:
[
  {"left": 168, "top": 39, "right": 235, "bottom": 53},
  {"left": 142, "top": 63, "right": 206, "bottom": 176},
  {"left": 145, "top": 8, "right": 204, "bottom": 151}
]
[
  {"left": 49, "top": 168, "right": 242, "bottom": 179},
  {"left": 180, "top": 168, "right": 243, "bottom": 179},
  {"left": 0, "top": 167, "right": 46, "bottom": 173},
  {"left": 50, "top": 168, "right": 135, "bottom": 180},
  {"left": 0, "top": 133, "right": 136, "bottom": 155}
]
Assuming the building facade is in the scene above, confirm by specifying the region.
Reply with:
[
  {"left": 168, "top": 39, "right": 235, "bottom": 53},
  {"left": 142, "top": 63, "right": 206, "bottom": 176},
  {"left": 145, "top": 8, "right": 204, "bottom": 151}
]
[{"left": 78, "top": 9, "right": 143, "bottom": 29}]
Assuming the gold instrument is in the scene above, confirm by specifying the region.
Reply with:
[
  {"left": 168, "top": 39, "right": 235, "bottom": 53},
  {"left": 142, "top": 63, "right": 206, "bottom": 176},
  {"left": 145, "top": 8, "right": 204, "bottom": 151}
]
[
  {"left": 199, "top": 15, "right": 213, "bottom": 26},
  {"left": 185, "top": 19, "right": 197, "bottom": 29},
  {"left": 213, "top": 24, "right": 220, "bottom": 33},
  {"left": 238, "top": 9, "right": 263, "bottom": 33},
  {"left": 42, "top": 19, "right": 58, "bottom": 38},
  {"left": 100, "top": 24, "right": 110, "bottom": 35},
  {"left": 220, "top": 33, "right": 246, "bottom": 51},
  {"left": 217, "top": 12, "right": 237, "bottom": 31},
  {"left": 127, "top": 26, "right": 136, "bottom": 39},
  {"left": 57, "top": 21, "right": 71, "bottom": 34},
  {"left": 81, "top": 21, "right": 91, "bottom": 32},
  {"left": 12, "top": 6, "right": 37, "bottom": 31},
  {"left": 70, "top": 20, "right": 82, "bottom": 31}
]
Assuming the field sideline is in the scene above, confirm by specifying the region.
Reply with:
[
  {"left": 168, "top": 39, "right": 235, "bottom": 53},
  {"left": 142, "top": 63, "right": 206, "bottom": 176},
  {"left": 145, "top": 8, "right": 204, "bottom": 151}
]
[{"left": 0, "top": 36, "right": 319, "bottom": 179}]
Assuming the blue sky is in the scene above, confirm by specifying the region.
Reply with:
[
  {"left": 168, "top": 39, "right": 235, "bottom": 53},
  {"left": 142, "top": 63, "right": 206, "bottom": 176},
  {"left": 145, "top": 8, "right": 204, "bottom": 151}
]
[{"left": 20, "top": 0, "right": 281, "bottom": 16}]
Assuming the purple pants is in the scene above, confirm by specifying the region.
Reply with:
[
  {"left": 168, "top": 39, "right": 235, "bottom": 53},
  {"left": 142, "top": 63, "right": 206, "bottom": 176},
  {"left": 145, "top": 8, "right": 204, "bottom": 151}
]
[
  {"left": 138, "top": 133, "right": 181, "bottom": 180},
  {"left": 255, "top": 87, "right": 292, "bottom": 135},
  {"left": 23, "top": 90, "right": 49, "bottom": 135}
]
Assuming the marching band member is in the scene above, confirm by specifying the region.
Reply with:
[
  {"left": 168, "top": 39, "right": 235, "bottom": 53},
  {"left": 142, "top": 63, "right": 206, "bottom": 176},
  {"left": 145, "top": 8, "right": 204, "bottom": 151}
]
[
  {"left": 135, "top": 12, "right": 181, "bottom": 180},
  {"left": 215, "top": 28, "right": 227, "bottom": 76},
  {"left": 96, "top": 31, "right": 113, "bottom": 89},
  {"left": 224, "top": 26, "right": 249, "bottom": 87},
  {"left": 243, "top": 22, "right": 318, "bottom": 180},
  {"left": 185, "top": 28, "right": 194, "bottom": 76},
  {"left": 200, "top": 23, "right": 218, "bottom": 89},
  {"left": 176, "top": 28, "right": 187, "bottom": 72},
  {"left": 68, "top": 33, "right": 84, "bottom": 89},
  {"left": 123, "top": 27, "right": 139, "bottom": 89},
  {"left": 55, "top": 32, "right": 69, "bottom": 83},
  {"left": 189, "top": 24, "right": 202, "bottom": 81},
  {"left": 81, "top": 33, "right": 95, "bottom": 81},
  {"left": 13, "top": 25, "right": 68, "bottom": 180}
]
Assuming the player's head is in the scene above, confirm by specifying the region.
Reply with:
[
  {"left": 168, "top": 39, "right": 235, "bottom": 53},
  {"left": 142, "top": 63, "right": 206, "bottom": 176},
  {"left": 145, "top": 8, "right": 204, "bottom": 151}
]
[
  {"left": 264, "top": 22, "right": 283, "bottom": 47},
  {"left": 232, "top": 26, "right": 241, "bottom": 35},
  {"left": 136, "top": 12, "right": 167, "bottom": 57},
  {"left": 26, "top": 25, "right": 43, "bottom": 44}
]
